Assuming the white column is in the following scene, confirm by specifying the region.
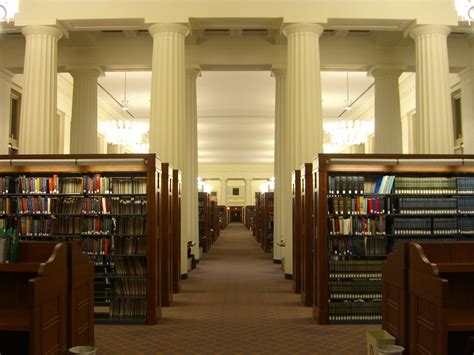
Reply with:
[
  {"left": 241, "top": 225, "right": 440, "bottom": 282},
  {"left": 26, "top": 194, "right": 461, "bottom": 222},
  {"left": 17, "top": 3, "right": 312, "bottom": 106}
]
[
  {"left": 370, "top": 67, "right": 403, "bottom": 153},
  {"left": 185, "top": 67, "right": 200, "bottom": 259},
  {"left": 220, "top": 178, "right": 227, "bottom": 205},
  {"left": 0, "top": 70, "right": 13, "bottom": 154},
  {"left": 410, "top": 25, "right": 454, "bottom": 154},
  {"left": 149, "top": 23, "right": 188, "bottom": 167},
  {"left": 272, "top": 68, "right": 287, "bottom": 262},
  {"left": 19, "top": 26, "right": 62, "bottom": 154},
  {"left": 283, "top": 23, "right": 324, "bottom": 169},
  {"left": 460, "top": 67, "right": 474, "bottom": 154},
  {"left": 245, "top": 178, "right": 253, "bottom": 206},
  {"left": 70, "top": 68, "right": 101, "bottom": 154}
]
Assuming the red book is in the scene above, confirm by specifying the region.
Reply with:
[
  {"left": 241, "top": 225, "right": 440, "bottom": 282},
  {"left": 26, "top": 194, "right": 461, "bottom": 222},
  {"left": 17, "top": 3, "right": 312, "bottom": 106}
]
[
  {"left": 368, "top": 199, "right": 373, "bottom": 214},
  {"left": 375, "top": 198, "right": 381, "bottom": 214}
]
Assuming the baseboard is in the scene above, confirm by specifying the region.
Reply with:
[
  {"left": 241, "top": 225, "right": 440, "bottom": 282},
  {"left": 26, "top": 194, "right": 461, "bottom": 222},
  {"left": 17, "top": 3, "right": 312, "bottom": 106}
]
[
  {"left": 273, "top": 259, "right": 282, "bottom": 264},
  {"left": 284, "top": 273, "right": 293, "bottom": 280},
  {"left": 180, "top": 273, "right": 188, "bottom": 280}
]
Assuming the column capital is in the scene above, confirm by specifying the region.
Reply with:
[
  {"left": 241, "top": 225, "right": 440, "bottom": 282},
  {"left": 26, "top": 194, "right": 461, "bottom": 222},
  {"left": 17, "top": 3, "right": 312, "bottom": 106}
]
[
  {"left": 409, "top": 25, "right": 451, "bottom": 39},
  {"left": 271, "top": 66, "right": 286, "bottom": 78},
  {"left": 148, "top": 23, "right": 189, "bottom": 37},
  {"left": 21, "top": 25, "right": 63, "bottom": 40},
  {"left": 67, "top": 65, "right": 104, "bottom": 78},
  {"left": 282, "top": 23, "right": 324, "bottom": 37},
  {"left": 186, "top": 65, "right": 201, "bottom": 78},
  {"left": 368, "top": 65, "right": 405, "bottom": 79}
]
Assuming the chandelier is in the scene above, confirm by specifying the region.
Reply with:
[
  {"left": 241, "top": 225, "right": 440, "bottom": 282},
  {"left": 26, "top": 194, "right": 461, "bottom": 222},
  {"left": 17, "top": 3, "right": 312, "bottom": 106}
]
[
  {"left": 456, "top": 0, "right": 474, "bottom": 22},
  {"left": 0, "top": 0, "right": 19, "bottom": 22},
  {"left": 100, "top": 120, "right": 149, "bottom": 146},
  {"left": 324, "top": 120, "right": 374, "bottom": 146}
]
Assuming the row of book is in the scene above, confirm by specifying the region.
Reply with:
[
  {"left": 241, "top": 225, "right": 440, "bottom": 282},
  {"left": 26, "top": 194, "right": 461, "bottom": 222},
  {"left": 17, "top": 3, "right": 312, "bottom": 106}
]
[
  {"left": 328, "top": 301, "right": 382, "bottom": 321},
  {"left": 328, "top": 260, "right": 382, "bottom": 278},
  {"left": 328, "top": 196, "right": 390, "bottom": 215},
  {"left": 109, "top": 299, "right": 146, "bottom": 319},
  {"left": 328, "top": 176, "right": 395, "bottom": 195},
  {"left": 113, "top": 279, "right": 146, "bottom": 296},
  {"left": 329, "top": 237, "right": 387, "bottom": 258},
  {"left": 1, "top": 175, "right": 147, "bottom": 195},
  {"left": 114, "top": 257, "right": 147, "bottom": 276},
  {"left": 328, "top": 216, "right": 386, "bottom": 236},
  {"left": 397, "top": 197, "right": 457, "bottom": 214},
  {"left": 0, "top": 228, "right": 18, "bottom": 263},
  {"left": 81, "top": 237, "right": 111, "bottom": 256},
  {"left": 394, "top": 177, "right": 457, "bottom": 194},
  {"left": 329, "top": 279, "right": 381, "bottom": 299},
  {"left": 393, "top": 217, "right": 465, "bottom": 235},
  {"left": 113, "top": 236, "right": 147, "bottom": 255}
]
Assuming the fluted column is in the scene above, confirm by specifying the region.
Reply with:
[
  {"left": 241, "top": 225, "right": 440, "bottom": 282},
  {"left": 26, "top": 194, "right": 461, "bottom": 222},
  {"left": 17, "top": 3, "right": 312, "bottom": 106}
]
[
  {"left": 70, "top": 68, "right": 101, "bottom": 154},
  {"left": 220, "top": 178, "right": 227, "bottom": 205},
  {"left": 460, "top": 67, "right": 474, "bottom": 154},
  {"left": 19, "top": 26, "right": 62, "bottom": 154},
  {"left": 149, "top": 23, "right": 188, "bottom": 167},
  {"left": 185, "top": 67, "right": 200, "bottom": 259},
  {"left": 370, "top": 67, "right": 403, "bottom": 153},
  {"left": 272, "top": 68, "right": 287, "bottom": 262},
  {"left": 283, "top": 23, "right": 324, "bottom": 169},
  {"left": 410, "top": 25, "right": 453, "bottom": 154},
  {"left": 0, "top": 70, "right": 13, "bottom": 154}
]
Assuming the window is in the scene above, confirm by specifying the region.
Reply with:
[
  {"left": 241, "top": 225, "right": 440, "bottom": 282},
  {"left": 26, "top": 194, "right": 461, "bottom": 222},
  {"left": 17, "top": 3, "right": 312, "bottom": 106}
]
[
  {"left": 10, "top": 89, "right": 21, "bottom": 141},
  {"left": 452, "top": 90, "right": 462, "bottom": 142},
  {"left": 232, "top": 188, "right": 239, "bottom": 196}
]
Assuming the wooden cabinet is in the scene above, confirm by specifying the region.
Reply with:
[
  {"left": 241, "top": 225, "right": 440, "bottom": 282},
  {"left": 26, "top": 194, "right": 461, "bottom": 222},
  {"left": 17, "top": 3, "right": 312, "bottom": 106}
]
[
  {"left": 198, "top": 192, "right": 210, "bottom": 253},
  {"left": 292, "top": 170, "right": 302, "bottom": 294},
  {"left": 260, "top": 192, "right": 274, "bottom": 253},
  {"left": 172, "top": 169, "right": 181, "bottom": 293}
]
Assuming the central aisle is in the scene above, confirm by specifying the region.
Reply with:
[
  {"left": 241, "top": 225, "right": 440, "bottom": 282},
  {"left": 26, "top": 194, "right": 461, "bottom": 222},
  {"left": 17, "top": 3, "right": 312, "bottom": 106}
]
[{"left": 96, "top": 224, "right": 376, "bottom": 354}]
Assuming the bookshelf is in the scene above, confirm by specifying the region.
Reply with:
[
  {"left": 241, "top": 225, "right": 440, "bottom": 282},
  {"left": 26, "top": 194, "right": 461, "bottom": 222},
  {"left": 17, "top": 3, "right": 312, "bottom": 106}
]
[
  {"left": 160, "top": 163, "right": 173, "bottom": 306},
  {"left": 313, "top": 154, "right": 474, "bottom": 325},
  {"left": 0, "top": 154, "right": 161, "bottom": 325},
  {"left": 301, "top": 164, "right": 314, "bottom": 306},
  {"left": 198, "top": 192, "right": 209, "bottom": 253},
  {"left": 217, "top": 205, "right": 227, "bottom": 230},
  {"left": 172, "top": 169, "right": 181, "bottom": 293},
  {"left": 292, "top": 170, "right": 302, "bottom": 294},
  {"left": 259, "top": 192, "right": 274, "bottom": 253},
  {"left": 210, "top": 200, "right": 219, "bottom": 244},
  {"left": 253, "top": 192, "right": 262, "bottom": 241},
  {"left": 244, "top": 205, "right": 255, "bottom": 230}
]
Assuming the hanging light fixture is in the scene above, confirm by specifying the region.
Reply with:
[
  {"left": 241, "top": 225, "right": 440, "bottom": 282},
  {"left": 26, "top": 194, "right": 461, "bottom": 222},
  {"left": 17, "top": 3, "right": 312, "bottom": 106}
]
[
  {"left": 0, "top": 0, "right": 19, "bottom": 23},
  {"left": 455, "top": 0, "right": 474, "bottom": 23},
  {"left": 121, "top": 72, "right": 129, "bottom": 111},
  {"left": 344, "top": 72, "right": 353, "bottom": 112},
  {"left": 324, "top": 120, "right": 374, "bottom": 146},
  {"left": 99, "top": 120, "right": 149, "bottom": 146}
]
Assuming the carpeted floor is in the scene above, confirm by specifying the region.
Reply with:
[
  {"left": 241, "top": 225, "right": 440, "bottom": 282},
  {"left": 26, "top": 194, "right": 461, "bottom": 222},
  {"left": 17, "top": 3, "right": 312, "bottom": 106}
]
[{"left": 96, "top": 223, "right": 378, "bottom": 354}]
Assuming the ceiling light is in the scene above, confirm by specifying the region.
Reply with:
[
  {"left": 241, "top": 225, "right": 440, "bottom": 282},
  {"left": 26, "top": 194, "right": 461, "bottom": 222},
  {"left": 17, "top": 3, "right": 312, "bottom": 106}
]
[
  {"left": 0, "top": 0, "right": 19, "bottom": 23},
  {"left": 99, "top": 120, "right": 149, "bottom": 146},
  {"left": 121, "top": 72, "right": 129, "bottom": 111},
  {"left": 456, "top": 0, "right": 474, "bottom": 23},
  {"left": 324, "top": 120, "right": 374, "bottom": 146}
]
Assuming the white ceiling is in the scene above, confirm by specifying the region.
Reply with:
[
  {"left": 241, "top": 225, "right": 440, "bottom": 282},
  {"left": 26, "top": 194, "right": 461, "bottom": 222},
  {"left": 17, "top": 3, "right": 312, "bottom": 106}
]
[{"left": 98, "top": 70, "right": 375, "bottom": 164}]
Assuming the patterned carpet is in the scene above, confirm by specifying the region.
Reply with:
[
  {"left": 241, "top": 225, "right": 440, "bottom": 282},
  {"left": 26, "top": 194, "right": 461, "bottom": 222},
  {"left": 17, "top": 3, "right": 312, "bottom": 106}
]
[{"left": 95, "top": 223, "right": 378, "bottom": 354}]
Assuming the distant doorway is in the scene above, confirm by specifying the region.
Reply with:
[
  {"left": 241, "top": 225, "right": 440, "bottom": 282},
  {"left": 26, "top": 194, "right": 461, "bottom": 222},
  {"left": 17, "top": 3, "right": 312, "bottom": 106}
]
[{"left": 229, "top": 206, "right": 243, "bottom": 223}]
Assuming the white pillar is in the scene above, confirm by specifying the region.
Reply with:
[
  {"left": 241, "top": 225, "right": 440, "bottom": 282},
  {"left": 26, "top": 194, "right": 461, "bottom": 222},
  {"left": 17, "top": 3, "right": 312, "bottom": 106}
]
[
  {"left": 460, "top": 67, "right": 474, "bottom": 154},
  {"left": 220, "top": 178, "right": 227, "bottom": 205},
  {"left": 272, "top": 68, "right": 287, "bottom": 262},
  {"left": 410, "top": 25, "right": 453, "bottom": 154},
  {"left": 70, "top": 68, "right": 101, "bottom": 154},
  {"left": 283, "top": 23, "right": 324, "bottom": 169},
  {"left": 184, "top": 67, "right": 200, "bottom": 263},
  {"left": 245, "top": 178, "right": 253, "bottom": 206},
  {"left": 370, "top": 67, "right": 403, "bottom": 153},
  {"left": 0, "top": 70, "right": 13, "bottom": 154},
  {"left": 149, "top": 23, "right": 188, "bottom": 167},
  {"left": 19, "top": 26, "right": 62, "bottom": 154}
]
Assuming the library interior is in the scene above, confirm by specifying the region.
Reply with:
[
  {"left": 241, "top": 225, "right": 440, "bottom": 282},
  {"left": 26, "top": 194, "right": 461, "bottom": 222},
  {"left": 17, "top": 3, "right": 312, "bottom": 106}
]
[{"left": 1, "top": 0, "right": 474, "bottom": 354}]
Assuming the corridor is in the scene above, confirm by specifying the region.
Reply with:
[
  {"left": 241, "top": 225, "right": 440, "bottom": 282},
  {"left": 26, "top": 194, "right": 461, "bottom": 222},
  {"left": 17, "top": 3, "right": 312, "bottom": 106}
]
[{"left": 96, "top": 224, "right": 376, "bottom": 354}]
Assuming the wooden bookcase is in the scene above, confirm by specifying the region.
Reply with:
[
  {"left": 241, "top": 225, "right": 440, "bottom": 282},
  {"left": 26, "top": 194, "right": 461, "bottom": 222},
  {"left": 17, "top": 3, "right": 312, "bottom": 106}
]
[
  {"left": 172, "top": 169, "right": 181, "bottom": 293},
  {"left": 312, "top": 154, "right": 474, "bottom": 325},
  {"left": 292, "top": 169, "right": 302, "bottom": 294},
  {"left": 244, "top": 205, "right": 255, "bottom": 230},
  {"left": 210, "top": 200, "right": 219, "bottom": 243},
  {"left": 253, "top": 193, "right": 261, "bottom": 239},
  {"left": 0, "top": 242, "right": 68, "bottom": 354},
  {"left": 217, "top": 205, "right": 227, "bottom": 230},
  {"left": 260, "top": 192, "right": 274, "bottom": 253},
  {"left": 0, "top": 154, "right": 161, "bottom": 325},
  {"left": 301, "top": 163, "right": 314, "bottom": 306},
  {"left": 198, "top": 192, "right": 210, "bottom": 253},
  {"left": 160, "top": 163, "right": 173, "bottom": 307},
  {"left": 383, "top": 241, "right": 474, "bottom": 355}
]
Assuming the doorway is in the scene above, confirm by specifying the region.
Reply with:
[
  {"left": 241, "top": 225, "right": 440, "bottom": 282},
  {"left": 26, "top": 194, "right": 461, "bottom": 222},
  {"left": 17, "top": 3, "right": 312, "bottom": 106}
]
[{"left": 229, "top": 206, "right": 243, "bottom": 223}]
